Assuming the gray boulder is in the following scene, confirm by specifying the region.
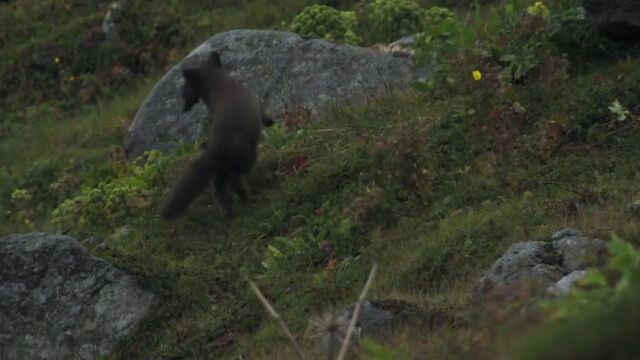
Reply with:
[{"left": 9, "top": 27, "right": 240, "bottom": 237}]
[
  {"left": 472, "top": 229, "right": 608, "bottom": 300},
  {"left": 583, "top": 0, "right": 640, "bottom": 44},
  {"left": 124, "top": 29, "right": 423, "bottom": 159},
  {"left": 0, "top": 232, "right": 158, "bottom": 360},
  {"left": 471, "top": 241, "right": 565, "bottom": 299}
]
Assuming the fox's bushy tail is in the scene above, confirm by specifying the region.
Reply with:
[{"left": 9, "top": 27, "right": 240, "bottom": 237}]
[{"left": 160, "top": 151, "right": 216, "bottom": 220}]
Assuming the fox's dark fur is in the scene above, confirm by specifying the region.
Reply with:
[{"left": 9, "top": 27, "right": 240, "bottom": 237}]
[{"left": 160, "top": 51, "right": 273, "bottom": 220}]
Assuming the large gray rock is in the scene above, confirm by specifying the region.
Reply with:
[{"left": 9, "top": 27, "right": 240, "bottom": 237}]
[
  {"left": 0, "top": 232, "right": 158, "bottom": 360},
  {"left": 124, "top": 29, "right": 423, "bottom": 159},
  {"left": 472, "top": 229, "right": 608, "bottom": 300},
  {"left": 583, "top": 0, "right": 640, "bottom": 44}
]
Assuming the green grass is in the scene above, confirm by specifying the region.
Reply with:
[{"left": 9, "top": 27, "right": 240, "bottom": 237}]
[{"left": 3, "top": 0, "right": 640, "bottom": 359}]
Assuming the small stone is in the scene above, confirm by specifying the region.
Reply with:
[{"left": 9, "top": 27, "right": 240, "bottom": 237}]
[
  {"left": 548, "top": 270, "right": 588, "bottom": 296},
  {"left": 341, "top": 300, "right": 394, "bottom": 340}
]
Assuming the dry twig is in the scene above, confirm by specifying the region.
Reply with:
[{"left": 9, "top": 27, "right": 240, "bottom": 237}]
[
  {"left": 336, "top": 263, "right": 378, "bottom": 360},
  {"left": 248, "top": 280, "right": 307, "bottom": 360}
]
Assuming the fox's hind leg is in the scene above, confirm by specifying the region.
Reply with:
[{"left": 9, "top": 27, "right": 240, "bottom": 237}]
[
  {"left": 213, "top": 170, "right": 233, "bottom": 217},
  {"left": 229, "top": 173, "right": 248, "bottom": 203}
]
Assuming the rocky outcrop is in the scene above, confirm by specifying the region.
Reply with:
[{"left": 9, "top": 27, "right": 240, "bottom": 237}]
[
  {"left": 124, "top": 29, "right": 426, "bottom": 159},
  {"left": 0, "top": 232, "right": 158, "bottom": 360},
  {"left": 471, "top": 229, "right": 607, "bottom": 300},
  {"left": 583, "top": 0, "right": 640, "bottom": 44}
]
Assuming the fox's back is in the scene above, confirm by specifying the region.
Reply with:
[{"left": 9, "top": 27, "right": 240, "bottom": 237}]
[
  {"left": 211, "top": 79, "right": 261, "bottom": 137},
  {"left": 206, "top": 77, "right": 262, "bottom": 170}
]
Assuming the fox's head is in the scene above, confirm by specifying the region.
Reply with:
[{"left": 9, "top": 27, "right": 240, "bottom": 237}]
[{"left": 181, "top": 51, "right": 222, "bottom": 113}]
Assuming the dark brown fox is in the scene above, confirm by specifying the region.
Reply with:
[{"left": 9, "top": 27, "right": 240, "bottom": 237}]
[{"left": 160, "top": 51, "right": 273, "bottom": 219}]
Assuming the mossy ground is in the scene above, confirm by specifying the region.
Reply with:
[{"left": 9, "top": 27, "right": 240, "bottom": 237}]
[{"left": 2, "top": 0, "right": 640, "bottom": 359}]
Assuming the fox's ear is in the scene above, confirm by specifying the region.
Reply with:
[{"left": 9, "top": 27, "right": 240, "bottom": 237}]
[
  {"left": 209, "top": 51, "right": 222, "bottom": 68},
  {"left": 181, "top": 68, "right": 200, "bottom": 113}
]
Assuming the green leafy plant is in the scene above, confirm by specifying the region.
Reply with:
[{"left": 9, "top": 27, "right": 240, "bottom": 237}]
[
  {"left": 51, "top": 180, "right": 150, "bottom": 230},
  {"left": 425, "top": 6, "right": 456, "bottom": 28},
  {"left": 262, "top": 123, "right": 291, "bottom": 151},
  {"left": 608, "top": 100, "right": 631, "bottom": 122},
  {"left": 0, "top": 159, "right": 78, "bottom": 231},
  {"left": 50, "top": 150, "right": 169, "bottom": 231},
  {"left": 499, "top": 46, "right": 539, "bottom": 82},
  {"left": 367, "top": 0, "right": 426, "bottom": 42},
  {"left": 413, "top": 6, "right": 462, "bottom": 92},
  {"left": 290, "top": 5, "right": 360, "bottom": 45},
  {"left": 495, "top": 2, "right": 587, "bottom": 83},
  {"left": 262, "top": 201, "right": 355, "bottom": 272}
]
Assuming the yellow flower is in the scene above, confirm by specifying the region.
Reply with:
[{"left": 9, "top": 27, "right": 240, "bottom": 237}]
[
  {"left": 69, "top": 75, "right": 75, "bottom": 82},
  {"left": 472, "top": 70, "right": 482, "bottom": 81},
  {"left": 527, "top": 1, "right": 550, "bottom": 18},
  {"left": 54, "top": 57, "right": 60, "bottom": 64}
]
